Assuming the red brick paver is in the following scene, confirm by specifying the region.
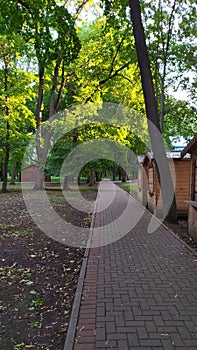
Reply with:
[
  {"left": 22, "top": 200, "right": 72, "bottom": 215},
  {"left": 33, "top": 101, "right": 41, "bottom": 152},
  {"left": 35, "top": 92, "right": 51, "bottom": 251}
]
[{"left": 71, "top": 180, "right": 197, "bottom": 350}]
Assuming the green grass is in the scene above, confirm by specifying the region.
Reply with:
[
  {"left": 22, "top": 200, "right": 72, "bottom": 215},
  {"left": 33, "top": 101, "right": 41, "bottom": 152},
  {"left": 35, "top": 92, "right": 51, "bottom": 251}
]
[
  {"left": 118, "top": 182, "right": 138, "bottom": 193},
  {"left": 28, "top": 297, "right": 45, "bottom": 309}
]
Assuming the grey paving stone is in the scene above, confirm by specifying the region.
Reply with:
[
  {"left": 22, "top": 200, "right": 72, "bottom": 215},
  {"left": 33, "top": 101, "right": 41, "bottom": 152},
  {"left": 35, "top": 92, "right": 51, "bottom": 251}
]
[{"left": 72, "top": 181, "right": 197, "bottom": 350}]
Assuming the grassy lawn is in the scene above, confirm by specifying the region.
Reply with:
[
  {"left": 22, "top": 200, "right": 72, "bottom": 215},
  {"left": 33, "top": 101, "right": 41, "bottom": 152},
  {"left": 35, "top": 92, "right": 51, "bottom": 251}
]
[{"left": 117, "top": 181, "right": 138, "bottom": 193}]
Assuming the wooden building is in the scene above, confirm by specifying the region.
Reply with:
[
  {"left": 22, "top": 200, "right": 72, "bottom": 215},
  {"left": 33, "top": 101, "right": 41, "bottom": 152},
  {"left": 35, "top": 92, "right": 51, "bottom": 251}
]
[
  {"left": 140, "top": 151, "right": 191, "bottom": 217},
  {"left": 181, "top": 135, "right": 197, "bottom": 241},
  {"left": 21, "top": 165, "right": 51, "bottom": 183}
]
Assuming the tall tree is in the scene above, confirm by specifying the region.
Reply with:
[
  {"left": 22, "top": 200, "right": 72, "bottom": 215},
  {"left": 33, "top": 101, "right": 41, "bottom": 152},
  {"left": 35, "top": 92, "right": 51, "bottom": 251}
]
[
  {"left": 101, "top": 0, "right": 196, "bottom": 129},
  {"left": 142, "top": 0, "right": 197, "bottom": 131},
  {"left": 128, "top": 0, "right": 177, "bottom": 222},
  {"left": 0, "top": 0, "right": 82, "bottom": 189},
  {"left": 0, "top": 34, "right": 35, "bottom": 191},
  {"left": 2, "top": 52, "right": 10, "bottom": 192}
]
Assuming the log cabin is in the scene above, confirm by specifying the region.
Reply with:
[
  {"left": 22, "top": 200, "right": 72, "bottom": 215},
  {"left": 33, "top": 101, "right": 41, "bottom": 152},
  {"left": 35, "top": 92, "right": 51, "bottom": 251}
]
[
  {"left": 140, "top": 151, "right": 191, "bottom": 218},
  {"left": 181, "top": 134, "right": 197, "bottom": 241}
]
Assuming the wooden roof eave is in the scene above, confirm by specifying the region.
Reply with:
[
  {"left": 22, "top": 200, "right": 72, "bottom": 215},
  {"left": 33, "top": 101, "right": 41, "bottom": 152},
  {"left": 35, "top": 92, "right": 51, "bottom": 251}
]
[{"left": 181, "top": 134, "right": 197, "bottom": 157}]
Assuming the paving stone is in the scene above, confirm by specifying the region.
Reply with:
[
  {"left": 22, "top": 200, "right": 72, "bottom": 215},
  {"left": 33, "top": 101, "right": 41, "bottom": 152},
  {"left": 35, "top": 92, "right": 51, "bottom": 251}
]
[
  {"left": 106, "top": 321, "right": 116, "bottom": 334},
  {"left": 115, "top": 315, "right": 126, "bottom": 327},
  {"left": 145, "top": 321, "right": 157, "bottom": 333},
  {"left": 140, "top": 339, "right": 162, "bottom": 347},
  {"left": 70, "top": 181, "right": 197, "bottom": 350},
  {"left": 128, "top": 333, "right": 140, "bottom": 346},
  {"left": 117, "top": 339, "right": 129, "bottom": 350}
]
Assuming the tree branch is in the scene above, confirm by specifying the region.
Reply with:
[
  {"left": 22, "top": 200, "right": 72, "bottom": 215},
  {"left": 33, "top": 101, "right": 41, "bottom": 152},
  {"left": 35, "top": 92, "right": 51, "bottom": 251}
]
[
  {"left": 17, "top": 0, "right": 30, "bottom": 9},
  {"left": 109, "top": 35, "right": 125, "bottom": 76},
  {"left": 50, "top": 58, "right": 62, "bottom": 117},
  {"left": 99, "top": 62, "right": 130, "bottom": 85},
  {"left": 85, "top": 62, "right": 130, "bottom": 103},
  {"left": 116, "top": 73, "right": 134, "bottom": 85},
  {"left": 54, "top": 62, "right": 66, "bottom": 114},
  {"left": 63, "top": 0, "right": 69, "bottom": 8},
  {"left": 160, "top": 0, "right": 177, "bottom": 131},
  {"left": 164, "top": 0, "right": 176, "bottom": 64},
  {"left": 75, "top": 0, "right": 90, "bottom": 19}
]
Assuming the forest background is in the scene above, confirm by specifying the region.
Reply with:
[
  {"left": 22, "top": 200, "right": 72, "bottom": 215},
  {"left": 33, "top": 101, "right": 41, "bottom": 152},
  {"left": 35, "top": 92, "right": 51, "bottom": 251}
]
[{"left": 0, "top": 0, "right": 196, "bottom": 192}]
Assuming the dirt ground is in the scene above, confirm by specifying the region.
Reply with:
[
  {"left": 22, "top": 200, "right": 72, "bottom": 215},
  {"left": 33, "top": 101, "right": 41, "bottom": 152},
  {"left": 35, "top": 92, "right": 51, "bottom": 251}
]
[
  {"left": 164, "top": 219, "right": 197, "bottom": 252},
  {"left": 0, "top": 186, "right": 97, "bottom": 350}
]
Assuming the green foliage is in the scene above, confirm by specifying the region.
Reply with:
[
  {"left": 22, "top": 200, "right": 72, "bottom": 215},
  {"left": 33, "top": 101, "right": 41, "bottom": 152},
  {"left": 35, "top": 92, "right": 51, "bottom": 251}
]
[
  {"left": 0, "top": 0, "right": 196, "bottom": 185},
  {"left": 21, "top": 1, "right": 80, "bottom": 66},
  {"left": 142, "top": 0, "right": 197, "bottom": 105},
  {"left": 163, "top": 97, "right": 197, "bottom": 144},
  {"left": 100, "top": 0, "right": 196, "bottom": 131},
  {"left": 46, "top": 121, "right": 147, "bottom": 179},
  {"left": 28, "top": 297, "right": 45, "bottom": 309},
  {"left": 74, "top": 18, "right": 140, "bottom": 105},
  {"left": 0, "top": 33, "right": 36, "bottom": 183}
]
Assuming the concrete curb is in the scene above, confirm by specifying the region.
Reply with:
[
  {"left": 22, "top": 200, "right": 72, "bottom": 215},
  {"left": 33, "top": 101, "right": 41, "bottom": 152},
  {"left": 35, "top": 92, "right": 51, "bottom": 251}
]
[{"left": 63, "top": 192, "right": 98, "bottom": 350}]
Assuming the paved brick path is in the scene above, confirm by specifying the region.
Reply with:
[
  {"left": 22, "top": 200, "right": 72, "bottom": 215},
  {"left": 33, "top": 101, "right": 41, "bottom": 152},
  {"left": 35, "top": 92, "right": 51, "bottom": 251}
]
[{"left": 66, "top": 180, "right": 197, "bottom": 350}]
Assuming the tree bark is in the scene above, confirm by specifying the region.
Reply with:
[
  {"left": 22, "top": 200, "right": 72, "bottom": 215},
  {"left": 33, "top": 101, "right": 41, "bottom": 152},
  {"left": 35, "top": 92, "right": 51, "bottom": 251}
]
[
  {"left": 95, "top": 171, "right": 101, "bottom": 182},
  {"left": 113, "top": 164, "right": 116, "bottom": 181},
  {"left": 34, "top": 59, "right": 61, "bottom": 190},
  {"left": 89, "top": 169, "right": 95, "bottom": 186},
  {"left": 34, "top": 65, "right": 45, "bottom": 190},
  {"left": 2, "top": 120, "right": 10, "bottom": 192},
  {"left": 122, "top": 169, "right": 127, "bottom": 183},
  {"left": 159, "top": 0, "right": 176, "bottom": 131},
  {"left": 33, "top": 167, "right": 44, "bottom": 190},
  {"left": 118, "top": 167, "right": 122, "bottom": 181},
  {"left": 129, "top": 0, "right": 177, "bottom": 223},
  {"left": 10, "top": 161, "right": 16, "bottom": 185},
  {"left": 63, "top": 175, "right": 69, "bottom": 191},
  {"left": 2, "top": 55, "right": 10, "bottom": 192}
]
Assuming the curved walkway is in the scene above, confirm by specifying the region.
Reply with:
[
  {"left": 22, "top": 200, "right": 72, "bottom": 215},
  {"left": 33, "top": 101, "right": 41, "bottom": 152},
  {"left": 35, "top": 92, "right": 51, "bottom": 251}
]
[{"left": 65, "top": 180, "right": 197, "bottom": 350}]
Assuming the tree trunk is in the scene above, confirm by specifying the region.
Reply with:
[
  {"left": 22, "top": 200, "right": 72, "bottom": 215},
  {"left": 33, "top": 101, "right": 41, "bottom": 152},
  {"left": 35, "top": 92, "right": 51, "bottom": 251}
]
[
  {"left": 34, "top": 167, "right": 44, "bottom": 190},
  {"left": 0, "top": 167, "right": 3, "bottom": 181},
  {"left": 95, "top": 172, "right": 101, "bottom": 182},
  {"left": 34, "top": 62, "right": 59, "bottom": 190},
  {"left": 122, "top": 169, "right": 127, "bottom": 183},
  {"left": 34, "top": 65, "right": 45, "bottom": 190},
  {"left": 159, "top": 0, "right": 176, "bottom": 131},
  {"left": 129, "top": 0, "right": 177, "bottom": 223},
  {"left": 10, "top": 160, "right": 16, "bottom": 185},
  {"left": 118, "top": 168, "right": 122, "bottom": 181},
  {"left": 89, "top": 169, "right": 95, "bottom": 186},
  {"left": 113, "top": 164, "right": 116, "bottom": 181},
  {"left": 2, "top": 55, "right": 10, "bottom": 192},
  {"left": 2, "top": 121, "right": 10, "bottom": 192},
  {"left": 63, "top": 175, "right": 69, "bottom": 191},
  {"left": 35, "top": 65, "right": 44, "bottom": 158}
]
